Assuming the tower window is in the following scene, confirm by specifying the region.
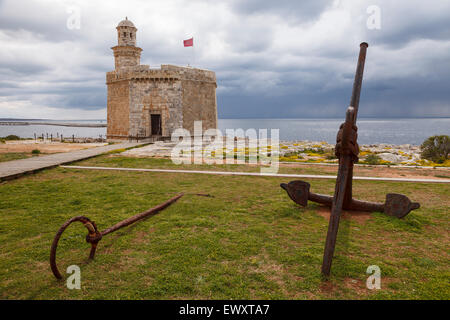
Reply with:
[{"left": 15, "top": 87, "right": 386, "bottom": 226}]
[
  {"left": 123, "top": 32, "right": 126, "bottom": 37},
  {"left": 130, "top": 33, "right": 132, "bottom": 38}
]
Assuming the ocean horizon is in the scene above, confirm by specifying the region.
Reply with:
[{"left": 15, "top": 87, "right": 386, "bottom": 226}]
[{"left": 1, "top": 117, "right": 449, "bottom": 145}]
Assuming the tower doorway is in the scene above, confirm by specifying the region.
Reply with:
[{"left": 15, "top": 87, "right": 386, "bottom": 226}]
[{"left": 151, "top": 114, "right": 162, "bottom": 136}]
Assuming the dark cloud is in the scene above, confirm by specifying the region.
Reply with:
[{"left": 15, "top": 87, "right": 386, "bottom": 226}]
[
  {"left": 0, "top": 1, "right": 82, "bottom": 42},
  {"left": 0, "top": 62, "right": 50, "bottom": 75},
  {"left": 0, "top": 0, "right": 449, "bottom": 119},
  {"left": 230, "top": 0, "right": 333, "bottom": 23},
  {"left": 361, "top": 1, "right": 450, "bottom": 48}
]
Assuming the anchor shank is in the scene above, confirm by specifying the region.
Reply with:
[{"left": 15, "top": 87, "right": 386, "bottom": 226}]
[
  {"left": 101, "top": 193, "right": 184, "bottom": 236},
  {"left": 349, "top": 42, "right": 368, "bottom": 123},
  {"left": 322, "top": 154, "right": 352, "bottom": 276},
  {"left": 343, "top": 161, "right": 354, "bottom": 208}
]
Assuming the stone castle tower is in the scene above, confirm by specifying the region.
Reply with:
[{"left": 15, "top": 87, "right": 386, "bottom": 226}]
[{"left": 106, "top": 18, "right": 218, "bottom": 141}]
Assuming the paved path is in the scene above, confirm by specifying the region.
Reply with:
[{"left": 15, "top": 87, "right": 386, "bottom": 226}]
[
  {"left": 61, "top": 165, "right": 450, "bottom": 183},
  {"left": 0, "top": 142, "right": 143, "bottom": 181}
]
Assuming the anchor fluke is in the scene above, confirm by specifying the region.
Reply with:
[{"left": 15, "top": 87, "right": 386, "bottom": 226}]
[
  {"left": 280, "top": 181, "right": 310, "bottom": 207},
  {"left": 384, "top": 193, "right": 420, "bottom": 219}
]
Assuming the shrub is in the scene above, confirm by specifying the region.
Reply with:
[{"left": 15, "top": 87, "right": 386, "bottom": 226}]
[
  {"left": 2, "top": 135, "right": 20, "bottom": 141},
  {"left": 420, "top": 135, "right": 450, "bottom": 164},
  {"left": 31, "top": 149, "right": 41, "bottom": 155},
  {"left": 105, "top": 148, "right": 126, "bottom": 155},
  {"left": 283, "top": 151, "right": 300, "bottom": 158},
  {"left": 303, "top": 148, "right": 325, "bottom": 154},
  {"left": 365, "top": 154, "right": 381, "bottom": 165},
  {"left": 325, "top": 149, "right": 337, "bottom": 160}
]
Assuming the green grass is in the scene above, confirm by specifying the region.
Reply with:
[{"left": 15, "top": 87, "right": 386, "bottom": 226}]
[
  {"left": 76, "top": 155, "right": 450, "bottom": 179},
  {"left": 0, "top": 156, "right": 449, "bottom": 299},
  {"left": 0, "top": 152, "right": 33, "bottom": 162}
]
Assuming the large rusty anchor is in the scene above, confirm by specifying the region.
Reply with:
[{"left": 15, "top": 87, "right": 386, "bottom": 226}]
[
  {"left": 280, "top": 43, "right": 420, "bottom": 276},
  {"left": 50, "top": 193, "right": 184, "bottom": 279}
]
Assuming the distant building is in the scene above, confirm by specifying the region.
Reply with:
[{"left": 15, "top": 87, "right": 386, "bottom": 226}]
[{"left": 106, "top": 18, "right": 218, "bottom": 141}]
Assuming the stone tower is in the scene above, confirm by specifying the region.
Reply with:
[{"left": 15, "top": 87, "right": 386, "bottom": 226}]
[
  {"left": 106, "top": 18, "right": 218, "bottom": 141},
  {"left": 112, "top": 17, "right": 142, "bottom": 70}
]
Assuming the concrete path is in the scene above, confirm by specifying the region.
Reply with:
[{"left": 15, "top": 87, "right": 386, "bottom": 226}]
[
  {"left": 0, "top": 142, "right": 143, "bottom": 181},
  {"left": 60, "top": 165, "right": 450, "bottom": 183}
]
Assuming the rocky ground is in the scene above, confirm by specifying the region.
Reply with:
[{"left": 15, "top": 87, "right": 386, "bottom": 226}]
[
  {"left": 277, "top": 140, "right": 427, "bottom": 166},
  {"left": 120, "top": 139, "right": 449, "bottom": 167}
]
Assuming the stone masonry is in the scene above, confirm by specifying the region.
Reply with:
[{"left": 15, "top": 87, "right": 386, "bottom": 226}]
[{"left": 106, "top": 18, "right": 218, "bottom": 141}]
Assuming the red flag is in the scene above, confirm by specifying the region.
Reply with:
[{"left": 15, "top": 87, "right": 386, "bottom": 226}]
[{"left": 183, "top": 37, "right": 193, "bottom": 47}]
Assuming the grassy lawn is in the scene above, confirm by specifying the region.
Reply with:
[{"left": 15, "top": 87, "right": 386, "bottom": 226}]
[
  {"left": 0, "top": 152, "right": 33, "bottom": 163},
  {"left": 0, "top": 156, "right": 448, "bottom": 299},
  {"left": 78, "top": 154, "right": 450, "bottom": 179}
]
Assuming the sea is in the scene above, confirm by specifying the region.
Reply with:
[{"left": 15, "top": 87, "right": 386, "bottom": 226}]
[{"left": 1, "top": 118, "right": 449, "bottom": 146}]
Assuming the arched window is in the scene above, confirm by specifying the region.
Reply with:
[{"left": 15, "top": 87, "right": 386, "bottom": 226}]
[{"left": 130, "top": 33, "right": 132, "bottom": 38}]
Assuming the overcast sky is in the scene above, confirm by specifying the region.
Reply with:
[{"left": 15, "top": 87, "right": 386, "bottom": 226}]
[{"left": 0, "top": 0, "right": 449, "bottom": 119}]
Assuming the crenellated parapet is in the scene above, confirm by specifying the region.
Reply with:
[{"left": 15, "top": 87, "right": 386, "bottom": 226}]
[
  {"left": 162, "top": 65, "right": 217, "bottom": 85},
  {"left": 106, "top": 64, "right": 217, "bottom": 86},
  {"left": 106, "top": 67, "right": 180, "bottom": 84}
]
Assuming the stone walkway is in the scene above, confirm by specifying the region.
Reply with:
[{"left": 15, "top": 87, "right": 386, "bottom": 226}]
[
  {"left": 0, "top": 142, "right": 143, "bottom": 181},
  {"left": 60, "top": 165, "right": 450, "bottom": 183}
]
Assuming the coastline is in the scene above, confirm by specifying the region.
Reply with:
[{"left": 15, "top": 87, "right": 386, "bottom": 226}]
[
  {"left": 278, "top": 140, "right": 428, "bottom": 166},
  {"left": 119, "top": 138, "right": 449, "bottom": 167}
]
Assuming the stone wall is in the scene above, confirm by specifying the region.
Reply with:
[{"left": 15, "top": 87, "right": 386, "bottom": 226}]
[
  {"left": 117, "top": 26, "right": 137, "bottom": 46},
  {"left": 106, "top": 80, "right": 130, "bottom": 139},
  {"left": 128, "top": 69, "right": 183, "bottom": 138},
  {"left": 107, "top": 65, "right": 217, "bottom": 140},
  {"left": 112, "top": 46, "right": 142, "bottom": 70},
  {"left": 161, "top": 65, "right": 217, "bottom": 134}
]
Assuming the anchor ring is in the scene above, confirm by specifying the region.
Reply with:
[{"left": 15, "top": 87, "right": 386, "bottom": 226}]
[{"left": 50, "top": 216, "right": 102, "bottom": 280}]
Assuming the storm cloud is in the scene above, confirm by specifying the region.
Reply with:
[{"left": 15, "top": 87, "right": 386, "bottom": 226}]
[{"left": 0, "top": 0, "right": 449, "bottom": 119}]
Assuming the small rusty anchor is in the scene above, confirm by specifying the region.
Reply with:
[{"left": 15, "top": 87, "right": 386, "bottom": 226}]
[
  {"left": 50, "top": 193, "right": 184, "bottom": 279},
  {"left": 280, "top": 43, "right": 420, "bottom": 276}
]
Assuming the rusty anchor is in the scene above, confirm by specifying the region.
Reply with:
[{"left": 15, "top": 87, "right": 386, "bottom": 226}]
[
  {"left": 50, "top": 193, "right": 184, "bottom": 280},
  {"left": 280, "top": 43, "right": 420, "bottom": 276}
]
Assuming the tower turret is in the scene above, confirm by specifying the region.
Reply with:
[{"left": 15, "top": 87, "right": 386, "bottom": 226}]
[
  {"left": 112, "top": 17, "right": 142, "bottom": 70},
  {"left": 117, "top": 17, "right": 137, "bottom": 46}
]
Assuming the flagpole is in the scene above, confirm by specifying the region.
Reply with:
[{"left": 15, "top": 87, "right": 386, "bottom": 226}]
[{"left": 184, "top": 37, "right": 194, "bottom": 67}]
